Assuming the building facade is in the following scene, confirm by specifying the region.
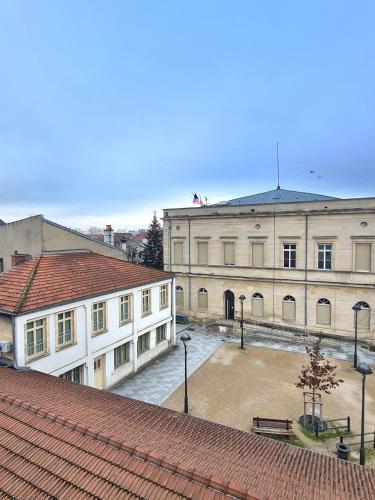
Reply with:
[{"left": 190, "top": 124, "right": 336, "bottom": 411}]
[
  {"left": 0, "top": 251, "right": 175, "bottom": 389},
  {"left": 163, "top": 188, "right": 375, "bottom": 341},
  {"left": 0, "top": 215, "right": 128, "bottom": 273}
]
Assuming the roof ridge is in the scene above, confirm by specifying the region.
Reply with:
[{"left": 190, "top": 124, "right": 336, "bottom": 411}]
[
  {"left": 0, "top": 392, "right": 253, "bottom": 499},
  {"left": 14, "top": 256, "right": 42, "bottom": 314}
]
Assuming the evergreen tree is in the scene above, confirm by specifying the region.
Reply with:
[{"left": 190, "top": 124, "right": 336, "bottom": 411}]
[{"left": 143, "top": 213, "right": 163, "bottom": 269}]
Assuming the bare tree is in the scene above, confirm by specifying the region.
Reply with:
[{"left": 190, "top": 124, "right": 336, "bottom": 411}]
[{"left": 296, "top": 338, "right": 343, "bottom": 426}]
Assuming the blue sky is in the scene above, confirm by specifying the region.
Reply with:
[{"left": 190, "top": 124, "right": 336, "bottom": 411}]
[{"left": 0, "top": 0, "right": 374, "bottom": 229}]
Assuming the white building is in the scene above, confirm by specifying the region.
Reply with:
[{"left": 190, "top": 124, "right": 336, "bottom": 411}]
[{"left": 0, "top": 250, "right": 175, "bottom": 389}]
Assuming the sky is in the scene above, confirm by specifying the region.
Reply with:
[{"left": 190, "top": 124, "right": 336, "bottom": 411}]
[{"left": 0, "top": 0, "right": 374, "bottom": 230}]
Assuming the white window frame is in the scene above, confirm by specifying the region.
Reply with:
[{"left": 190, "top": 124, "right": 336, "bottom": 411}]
[
  {"left": 56, "top": 309, "right": 75, "bottom": 349},
  {"left": 317, "top": 243, "right": 333, "bottom": 270},
  {"left": 92, "top": 301, "right": 107, "bottom": 335},
  {"left": 142, "top": 289, "right": 152, "bottom": 316},
  {"left": 119, "top": 294, "right": 132, "bottom": 325},
  {"left": 156, "top": 324, "right": 167, "bottom": 344},
  {"left": 223, "top": 241, "right": 235, "bottom": 266},
  {"left": 283, "top": 243, "right": 297, "bottom": 268},
  {"left": 160, "top": 284, "right": 169, "bottom": 309},
  {"left": 114, "top": 342, "right": 130, "bottom": 369},
  {"left": 59, "top": 365, "right": 83, "bottom": 384},
  {"left": 137, "top": 332, "right": 150, "bottom": 355},
  {"left": 25, "top": 317, "right": 48, "bottom": 360}
]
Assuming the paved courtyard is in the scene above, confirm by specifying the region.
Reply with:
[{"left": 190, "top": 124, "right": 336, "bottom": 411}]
[
  {"left": 111, "top": 325, "right": 222, "bottom": 404},
  {"left": 163, "top": 342, "right": 375, "bottom": 463}
]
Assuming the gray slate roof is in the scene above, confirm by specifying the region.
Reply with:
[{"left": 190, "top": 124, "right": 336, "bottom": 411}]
[
  {"left": 219, "top": 188, "right": 338, "bottom": 206},
  {"left": 0, "top": 219, "right": 5, "bottom": 226}
]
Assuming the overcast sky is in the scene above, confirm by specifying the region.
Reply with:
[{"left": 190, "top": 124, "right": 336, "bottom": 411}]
[{"left": 1, "top": 1, "right": 374, "bottom": 230}]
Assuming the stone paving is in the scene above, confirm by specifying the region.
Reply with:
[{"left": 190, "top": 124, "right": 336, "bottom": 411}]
[
  {"left": 111, "top": 322, "right": 375, "bottom": 405},
  {"left": 111, "top": 325, "right": 222, "bottom": 405}
]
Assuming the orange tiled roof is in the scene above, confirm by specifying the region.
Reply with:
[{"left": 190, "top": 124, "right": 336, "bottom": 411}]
[
  {"left": 0, "top": 368, "right": 374, "bottom": 499},
  {"left": 0, "top": 252, "right": 172, "bottom": 314}
]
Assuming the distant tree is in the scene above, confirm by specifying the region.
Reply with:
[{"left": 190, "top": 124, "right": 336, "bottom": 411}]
[
  {"left": 296, "top": 338, "right": 343, "bottom": 426},
  {"left": 88, "top": 226, "right": 104, "bottom": 235},
  {"left": 143, "top": 213, "right": 163, "bottom": 269}
]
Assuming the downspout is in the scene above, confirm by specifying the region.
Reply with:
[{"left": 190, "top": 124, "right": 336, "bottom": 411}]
[
  {"left": 168, "top": 219, "right": 172, "bottom": 272},
  {"left": 304, "top": 214, "right": 308, "bottom": 329},
  {"left": 272, "top": 208, "right": 276, "bottom": 327},
  {"left": 171, "top": 278, "right": 176, "bottom": 345},
  {"left": 188, "top": 218, "right": 191, "bottom": 312},
  {"left": 83, "top": 305, "right": 90, "bottom": 385}
]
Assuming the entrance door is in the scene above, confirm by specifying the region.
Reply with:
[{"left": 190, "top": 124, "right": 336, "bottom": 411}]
[
  {"left": 225, "top": 290, "right": 235, "bottom": 320},
  {"left": 94, "top": 355, "right": 105, "bottom": 389}
]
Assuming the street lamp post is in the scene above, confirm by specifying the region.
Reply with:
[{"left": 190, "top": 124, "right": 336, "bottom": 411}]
[
  {"left": 180, "top": 332, "right": 191, "bottom": 414},
  {"left": 239, "top": 295, "right": 246, "bottom": 349},
  {"left": 356, "top": 362, "right": 373, "bottom": 466},
  {"left": 352, "top": 303, "right": 362, "bottom": 369}
]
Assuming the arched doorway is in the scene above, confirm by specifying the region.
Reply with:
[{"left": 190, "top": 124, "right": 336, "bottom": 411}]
[{"left": 224, "top": 290, "right": 235, "bottom": 319}]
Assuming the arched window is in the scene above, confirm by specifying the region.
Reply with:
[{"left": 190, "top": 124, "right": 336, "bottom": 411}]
[
  {"left": 198, "top": 288, "right": 208, "bottom": 310},
  {"left": 354, "top": 301, "right": 371, "bottom": 330},
  {"left": 316, "top": 298, "right": 331, "bottom": 326},
  {"left": 176, "top": 286, "right": 184, "bottom": 307},
  {"left": 252, "top": 293, "right": 264, "bottom": 318},
  {"left": 282, "top": 295, "right": 296, "bottom": 321}
]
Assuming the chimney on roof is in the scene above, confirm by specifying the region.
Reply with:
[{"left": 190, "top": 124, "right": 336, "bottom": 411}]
[
  {"left": 103, "top": 224, "right": 114, "bottom": 246},
  {"left": 11, "top": 252, "right": 31, "bottom": 267}
]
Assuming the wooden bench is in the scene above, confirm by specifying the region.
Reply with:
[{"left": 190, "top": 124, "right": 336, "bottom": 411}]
[{"left": 251, "top": 417, "right": 294, "bottom": 436}]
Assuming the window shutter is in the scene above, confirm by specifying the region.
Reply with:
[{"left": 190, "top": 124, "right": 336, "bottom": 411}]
[
  {"left": 224, "top": 242, "right": 235, "bottom": 265},
  {"left": 282, "top": 301, "right": 296, "bottom": 321},
  {"left": 252, "top": 243, "right": 264, "bottom": 267},
  {"left": 316, "top": 304, "right": 331, "bottom": 325},
  {"left": 174, "top": 242, "right": 183, "bottom": 264},
  {"left": 198, "top": 292, "right": 208, "bottom": 309},
  {"left": 252, "top": 297, "right": 264, "bottom": 317},
  {"left": 176, "top": 289, "right": 184, "bottom": 306},
  {"left": 197, "top": 242, "right": 208, "bottom": 265},
  {"left": 355, "top": 243, "right": 371, "bottom": 272},
  {"left": 358, "top": 308, "right": 370, "bottom": 330}
]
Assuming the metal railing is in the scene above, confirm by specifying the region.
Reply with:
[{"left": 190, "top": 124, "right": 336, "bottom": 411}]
[
  {"left": 314, "top": 416, "right": 350, "bottom": 438},
  {"left": 340, "top": 431, "right": 375, "bottom": 449}
]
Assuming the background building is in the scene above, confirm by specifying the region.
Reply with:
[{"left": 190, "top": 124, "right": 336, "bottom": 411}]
[
  {"left": 0, "top": 215, "right": 128, "bottom": 272},
  {"left": 163, "top": 188, "right": 375, "bottom": 341},
  {"left": 0, "top": 251, "right": 175, "bottom": 389}
]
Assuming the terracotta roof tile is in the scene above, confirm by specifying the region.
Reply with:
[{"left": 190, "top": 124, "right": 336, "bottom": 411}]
[
  {"left": 0, "top": 252, "right": 172, "bottom": 314},
  {"left": 1, "top": 369, "right": 375, "bottom": 499}
]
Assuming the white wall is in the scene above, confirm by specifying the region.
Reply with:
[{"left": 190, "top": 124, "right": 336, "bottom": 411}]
[{"left": 13, "top": 277, "right": 175, "bottom": 389}]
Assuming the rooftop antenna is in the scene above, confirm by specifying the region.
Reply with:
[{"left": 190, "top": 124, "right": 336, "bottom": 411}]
[{"left": 276, "top": 141, "right": 281, "bottom": 190}]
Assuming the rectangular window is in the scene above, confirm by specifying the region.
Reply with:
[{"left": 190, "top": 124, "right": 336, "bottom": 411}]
[
  {"left": 59, "top": 365, "right": 83, "bottom": 384},
  {"left": 56, "top": 310, "right": 74, "bottom": 348},
  {"left": 142, "top": 289, "right": 151, "bottom": 315},
  {"left": 160, "top": 284, "right": 168, "bottom": 308},
  {"left": 174, "top": 241, "right": 183, "bottom": 264},
  {"left": 92, "top": 301, "right": 106, "bottom": 335},
  {"left": 0, "top": 258, "right": 3, "bottom": 273},
  {"left": 252, "top": 243, "right": 264, "bottom": 267},
  {"left": 137, "top": 332, "right": 150, "bottom": 355},
  {"left": 26, "top": 318, "right": 47, "bottom": 358},
  {"left": 197, "top": 241, "right": 208, "bottom": 265},
  {"left": 119, "top": 294, "right": 131, "bottom": 324},
  {"left": 283, "top": 244, "right": 296, "bottom": 268},
  {"left": 156, "top": 324, "right": 167, "bottom": 344},
  {"left": 114, "top": 342, "right": 130, "bottom": 369},
  {"left": 355, "top": 243, "right": 371, "bottom": 272},
  {"left": 223, "top": 242, "right": 235, "bottom": 266},
  {"left": 317, "top": 244, "right": 332, "bottom": 270}
]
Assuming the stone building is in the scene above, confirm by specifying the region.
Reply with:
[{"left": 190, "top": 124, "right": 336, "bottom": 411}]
[
  {"left": 0, "top": 215, "right": 127, "bottom": 272},
  {"left": 163, "top": 188, "right": 375, "bottom": 341}
]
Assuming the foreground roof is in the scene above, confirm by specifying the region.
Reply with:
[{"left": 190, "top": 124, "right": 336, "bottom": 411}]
[
  {"left": 218, "top": 188, "right": 338, "bottom": 206},
  {"left": 0, "top": 251, "right": 172, "bottom": 314},
  {"left": 0, "top": 368, "right": 374, "bottom": 499}
]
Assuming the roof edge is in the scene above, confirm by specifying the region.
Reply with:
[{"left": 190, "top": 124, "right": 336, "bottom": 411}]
[
  {"left": 14, "top": 257, "right": 41, "bottom": 314},
  {"left": 0, "top": 391, "right": 251, "bottom": 499}
]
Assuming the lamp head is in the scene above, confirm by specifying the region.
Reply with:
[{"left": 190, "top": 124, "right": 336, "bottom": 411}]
[
  {"left": 180, "top": 332, "right": 192, "bottom": 344},
  {"left": 352, "top": 303, "right": 363, "bottom": 312},
  {"left": 356, "top": 362, "right": 373, "bottom": 376},
  {"left": 239, "top": 294, "right": 246, "bottom": 302}
]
